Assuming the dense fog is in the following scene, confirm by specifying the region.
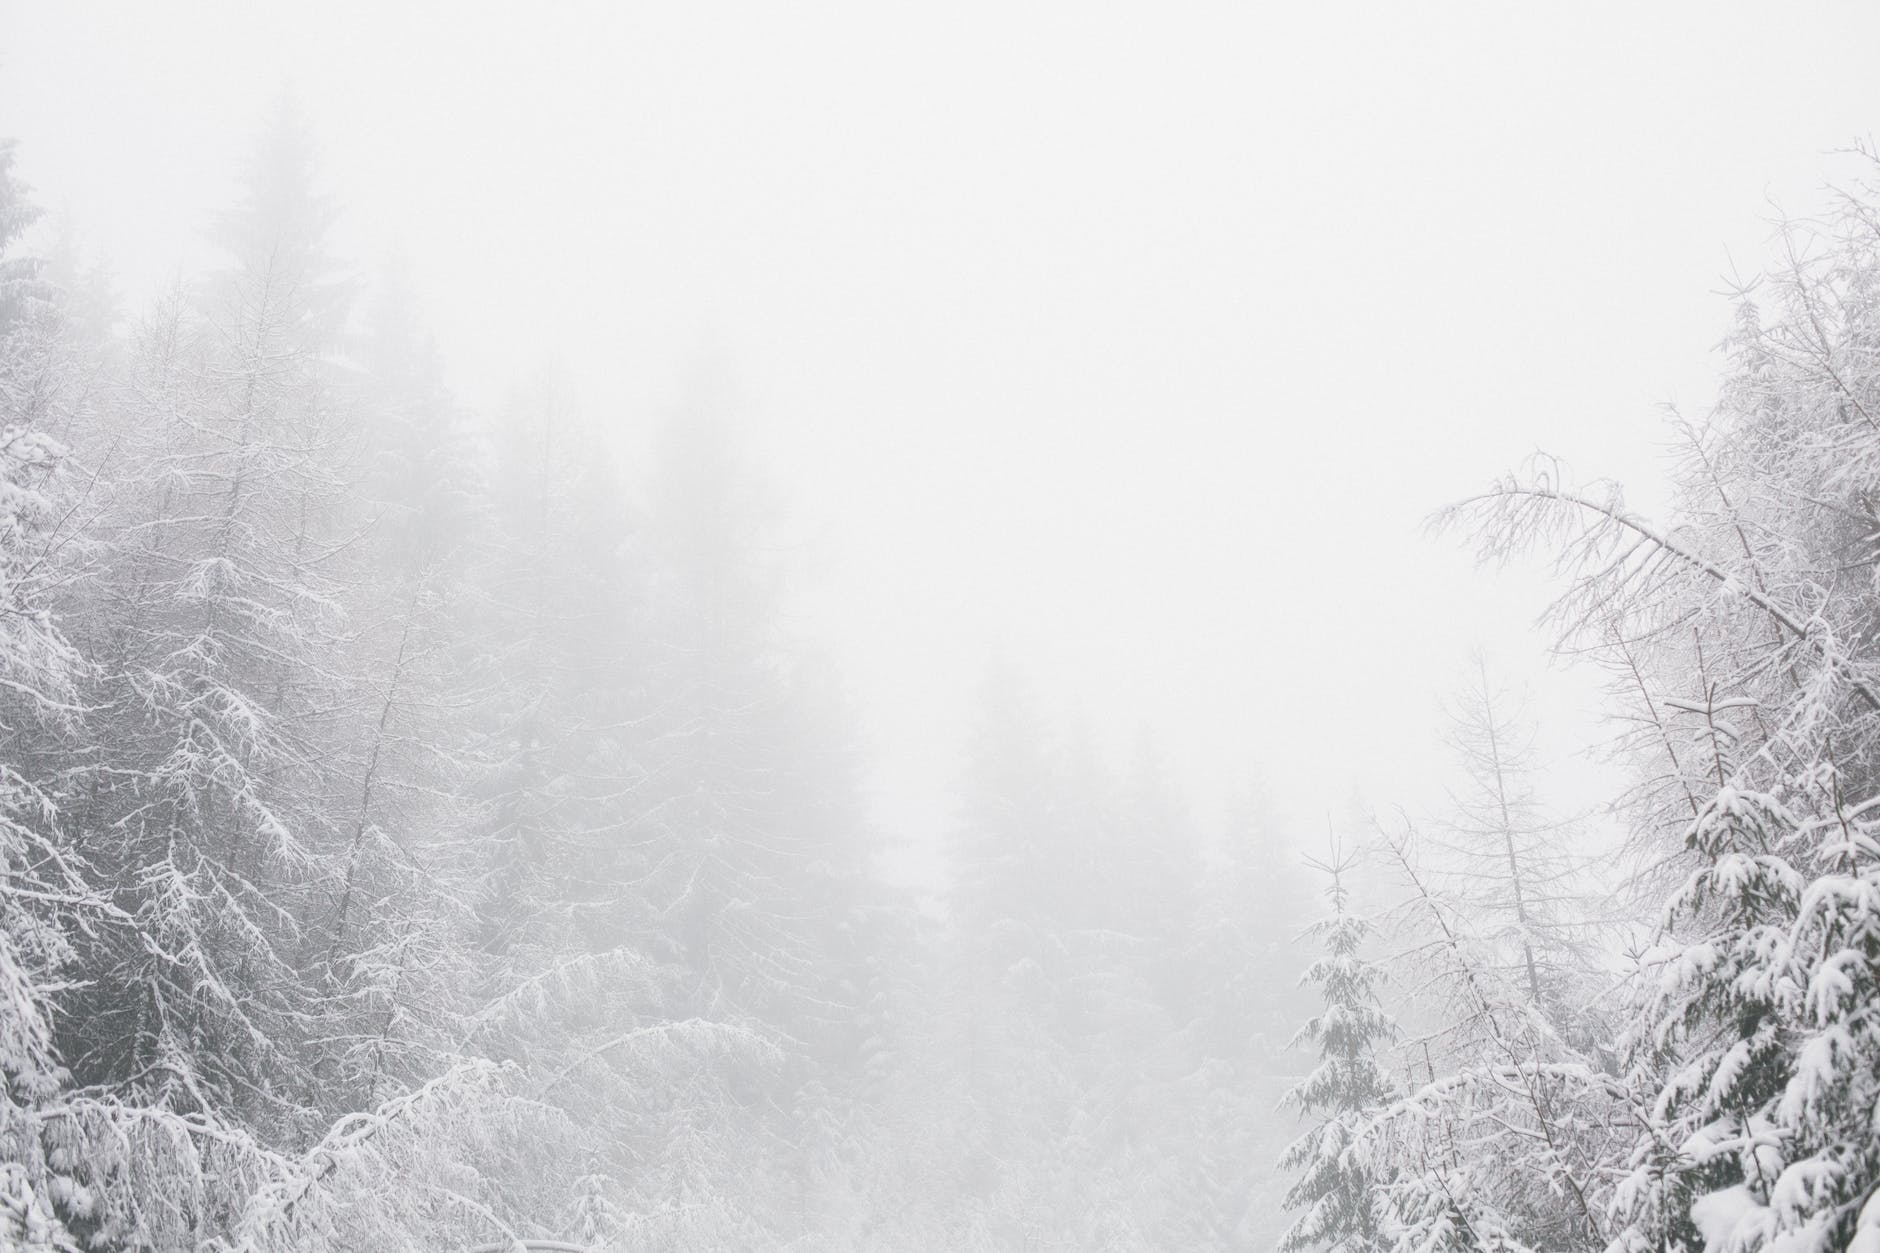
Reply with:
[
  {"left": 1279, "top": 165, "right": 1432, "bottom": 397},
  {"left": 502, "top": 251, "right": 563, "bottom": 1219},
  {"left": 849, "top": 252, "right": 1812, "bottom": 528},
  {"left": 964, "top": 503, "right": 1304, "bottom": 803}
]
[{"left": 4, "top": 4, "right": 1880, "bottom": 1252}]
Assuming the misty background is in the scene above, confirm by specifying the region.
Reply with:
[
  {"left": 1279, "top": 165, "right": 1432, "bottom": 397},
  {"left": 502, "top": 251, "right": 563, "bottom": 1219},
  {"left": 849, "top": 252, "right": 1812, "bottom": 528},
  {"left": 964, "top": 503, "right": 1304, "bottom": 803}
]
[
  {"left": 7, "top": 3, "right": 1880, "bottom": 1252},
  {"left": 14, "top": 1, "right": 1869, "bottom": 872}
]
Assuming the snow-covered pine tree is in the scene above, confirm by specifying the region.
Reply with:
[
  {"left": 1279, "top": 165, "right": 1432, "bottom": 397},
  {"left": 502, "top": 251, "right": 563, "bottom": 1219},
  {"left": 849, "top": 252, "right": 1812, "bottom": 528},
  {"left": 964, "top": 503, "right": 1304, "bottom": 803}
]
[
  {"left": 47, "top": 101, "right": 357, "bottom": 1144},
  {"left": 627, "top": 362, "right": 881, "bottom": 1243},
  {"left": 931, "top": 677, "right": 1241, "bottom": 1250},
  {"left": 466, "top": 369, "right": 651, "bottom": 965},
  {"left": 1184, "top": 789, "right": 1315, "bottom": 1251},
  {"left": 1358, "top": 826, "right": 1619, "bottom": 1253},
  {"left": 1056, "top": 727, "right": 1216, "bottom": 1250},
  {"left": 566, "top": 1163, "right": 630, "bottom": 1251},
  {"left": 635, "top": 364, "right": 856, "bottom": 1024},
  {"left": 0, "top": 129, "right": 301, "bottom": 1253},
  {"left": 1333, "top": 666, "right": 1621, "bottom": 1253},
  {"left": 0, "top": 136, "right": 90, "bottom": 1253},
  {"left": 0, "top": 142, "right": 43, "bottom": 338},
  {"left": 1279, "top": 841, "right": 1399, "bottom": 1253},
  {"left": 1441, "top": 157, "right": 1880, "bottom": 1253},
  {"left": 940, "top": 661, "right": 1079, "bottom": 1235},
  {"left": 310, "top": 257, "right": 493, "bottom": 1110},
  {"left": 353, "top": 254, "right": 484, "bottom": 583}
]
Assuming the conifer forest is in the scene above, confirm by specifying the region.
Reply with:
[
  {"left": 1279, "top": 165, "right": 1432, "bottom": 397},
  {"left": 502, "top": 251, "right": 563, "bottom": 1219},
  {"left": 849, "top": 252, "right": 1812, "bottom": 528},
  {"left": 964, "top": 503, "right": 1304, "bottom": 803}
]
[{"left": 3, "top": 4, "right": 1880, "bottom": 1252}]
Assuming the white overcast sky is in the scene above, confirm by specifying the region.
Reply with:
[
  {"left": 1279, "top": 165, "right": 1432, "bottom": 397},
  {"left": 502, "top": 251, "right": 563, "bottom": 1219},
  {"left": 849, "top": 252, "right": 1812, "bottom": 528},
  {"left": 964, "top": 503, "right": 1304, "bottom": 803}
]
[{"left": 6, "top": 0, "right": 1879, "bottom": 878}]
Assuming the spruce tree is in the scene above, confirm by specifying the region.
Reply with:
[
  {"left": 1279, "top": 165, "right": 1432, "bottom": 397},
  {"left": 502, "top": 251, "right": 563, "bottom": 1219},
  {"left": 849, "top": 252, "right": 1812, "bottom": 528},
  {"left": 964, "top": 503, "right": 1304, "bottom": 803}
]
[
  {"left": 0, "top": 137, "right": 88, "bottom": 1253},
  {"left": 1279, "top": 843, "right": 1399, "bottom": 1253},
  {"left": 49, "top": 103, "right": 356, "bottom": 1135}
]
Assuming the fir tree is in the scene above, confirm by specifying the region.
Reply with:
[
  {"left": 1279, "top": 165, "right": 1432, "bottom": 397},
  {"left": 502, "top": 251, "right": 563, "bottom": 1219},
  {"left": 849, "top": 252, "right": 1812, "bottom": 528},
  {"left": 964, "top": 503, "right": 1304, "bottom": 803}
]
[{"left": 1279, "top": 841, "right": 1399, "bottom": 1253}]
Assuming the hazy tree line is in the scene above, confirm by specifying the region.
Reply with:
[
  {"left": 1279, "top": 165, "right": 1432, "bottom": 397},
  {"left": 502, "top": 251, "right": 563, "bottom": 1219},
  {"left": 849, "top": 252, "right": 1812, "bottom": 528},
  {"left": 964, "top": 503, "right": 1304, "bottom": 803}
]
[{"left": 0, "top": 112, "right": 1314, "bottom": 1251}]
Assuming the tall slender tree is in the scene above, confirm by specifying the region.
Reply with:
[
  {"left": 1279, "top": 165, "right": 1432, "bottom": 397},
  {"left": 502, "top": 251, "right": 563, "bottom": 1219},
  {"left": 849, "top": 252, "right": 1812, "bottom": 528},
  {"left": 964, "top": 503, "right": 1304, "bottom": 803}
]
[
  {"left": 1427, "top": 654, "right": 1593, "bottom": 1021},
  {"left": 48, "top": 101, "right": 356, "bottom": 1138},
  {"left": 1279, "top": 841, "right": 1399, "bottom": 1253},
  {"left": 0, "top": 138, "right": 92, "bottom": 1253}
]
